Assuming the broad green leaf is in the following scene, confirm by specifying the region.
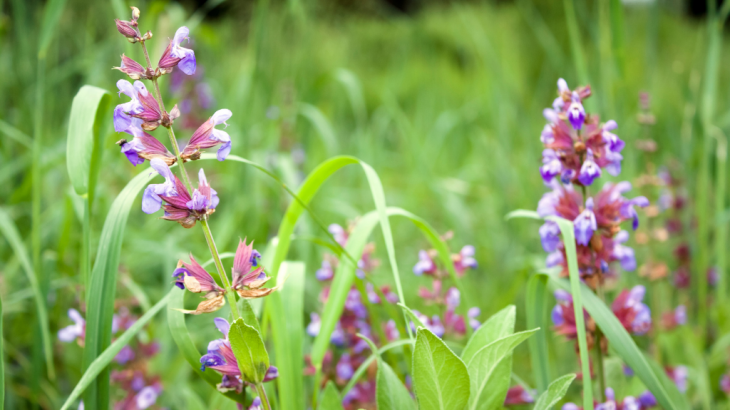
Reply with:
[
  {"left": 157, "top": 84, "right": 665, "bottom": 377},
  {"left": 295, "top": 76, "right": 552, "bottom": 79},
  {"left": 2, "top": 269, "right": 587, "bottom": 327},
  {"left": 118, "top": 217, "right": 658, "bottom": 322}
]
[
  {"left": 526, "top": 274, "right": 551, "bottom": 394},
  {"left": 268, "top": 261, "right": 306, "bottom": 410},
  {"left": 533, "top": 373, "right": 576, "bottom": 410},
  {"left": 82, "top": 169, "right": 157, "bottom": 409},
  {"left": 317, "top": 381, "right": 344, "bottom": 410},
  {"left": 413, "top": 328, "right": 470, "bottom": 410},
  {"left": 239, "top": 299, "right": 262, "bottom": 334},
  {"left": 228, "top": 318, "right": 270, "bottom": 384},
  {"left": 547, "top": 215, "right": 593, "bottom": 408},
  {"left": 466, "top": 329, "right": 537, "bottom": 410},
  {"left": 60, "top": 291, "right": 172, "bottom": 410},
  {"left": 66, "top": 85, "right": 111, "bottom": 197},
  {"left": 462, "top": 305, "right": 515, "bottom": 364},
  {"left": 377, "top": 357, "right": 416, "bottom": 410},
  {"left": 552, "top": 278, "right": 687, "bottom": 410},
  {"left": 0, "top": 208, "right": 53, "bottom": 379}
]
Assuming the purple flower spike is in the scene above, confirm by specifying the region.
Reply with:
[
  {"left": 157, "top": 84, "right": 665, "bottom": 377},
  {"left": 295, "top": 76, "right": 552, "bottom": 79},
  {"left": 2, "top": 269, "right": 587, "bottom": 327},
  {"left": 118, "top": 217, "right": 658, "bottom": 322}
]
[
  {"left": 639, "top": 391, "right": 657, "bottom": 408},
  {"left": 573, "top": 198, "right": 597, "bottom": 246},
  {"left": 336, "top": 353, "right": 354, "bottom": 381},
  {"left": 135, "top": 386, "right": 160, "bottom": 410},
  {"left": 567, "top": 92, "right": 585, "bottom": 130},
  {"left": 539, "top": 221, "right": 561, "bottom": 252},
  {"left": 142, "top": 158, "right": 178, "bottom": 214},
  {"left": 578, "top": 149, "right": 602, "bottom": 186},
  {"left": 540, "top": 149, "right": 563, "bottom": 183}
]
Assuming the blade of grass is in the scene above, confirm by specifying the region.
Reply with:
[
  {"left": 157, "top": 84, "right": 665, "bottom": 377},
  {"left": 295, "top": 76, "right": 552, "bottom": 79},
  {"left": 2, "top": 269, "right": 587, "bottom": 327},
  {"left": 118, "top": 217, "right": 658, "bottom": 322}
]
[
  {"left": 563, "top": 0, "right": 589, "bottom": 85},
  {"left": 546, "top": 216, "right": 592, "bottom": 408},
  {"left": 526, "top": 273, "right": 551, "bottom": 395},
  {"left": 1, "top": 293, "right": 4, "bottom": 410},
  {"left": 0, "top": 208, "right": 53, "bottom": 382},
  {"left": 60, "top": 290, "right": 172, "bottom": 410}
]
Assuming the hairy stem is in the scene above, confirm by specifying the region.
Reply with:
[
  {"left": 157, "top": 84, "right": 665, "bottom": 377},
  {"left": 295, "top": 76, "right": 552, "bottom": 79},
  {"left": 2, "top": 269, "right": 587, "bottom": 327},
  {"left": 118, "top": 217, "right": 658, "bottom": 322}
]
[
  {"left": 255, "top": 383, "right": 272, "bottom": 410},
  {"left": 139, "top": 40, "right": 240, "bottom": 319}
]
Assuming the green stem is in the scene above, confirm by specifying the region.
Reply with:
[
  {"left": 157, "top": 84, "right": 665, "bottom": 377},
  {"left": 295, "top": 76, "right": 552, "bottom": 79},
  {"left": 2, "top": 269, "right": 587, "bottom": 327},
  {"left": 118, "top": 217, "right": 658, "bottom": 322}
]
[
  {"left": 255, "top": 383, "right": 272, "bottom": 410},
  {"left": 201, "top": 218, "right": 241, "bottom": 319},
  {"left": 595, "top": 284, "right": 607, "bottom": 401}
]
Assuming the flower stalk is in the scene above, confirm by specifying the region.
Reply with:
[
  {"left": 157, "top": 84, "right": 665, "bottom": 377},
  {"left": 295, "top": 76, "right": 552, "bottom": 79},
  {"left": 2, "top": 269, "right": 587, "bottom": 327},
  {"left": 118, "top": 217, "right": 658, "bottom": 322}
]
[{"left": 255, "top": 383, "right": 273, "bottom": 410}]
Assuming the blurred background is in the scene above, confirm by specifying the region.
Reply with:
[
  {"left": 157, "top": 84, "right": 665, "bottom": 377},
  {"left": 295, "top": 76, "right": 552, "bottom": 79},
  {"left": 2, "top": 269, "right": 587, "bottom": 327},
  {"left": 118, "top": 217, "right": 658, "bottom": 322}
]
[{"left": 1, "top": 0, "right": 729, "bottom": 408}]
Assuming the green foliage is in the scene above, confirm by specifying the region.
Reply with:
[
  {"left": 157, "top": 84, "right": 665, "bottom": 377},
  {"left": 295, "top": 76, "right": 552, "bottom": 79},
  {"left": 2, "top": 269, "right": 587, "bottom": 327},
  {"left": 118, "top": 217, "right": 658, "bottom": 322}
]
[
  {"left": 412, "top": 328, "right": 471, "bottom": 410},
  {"left": 533, "top": 373, "right": 577, "bottom": 410},
  {"left": 526, "top": 274, "right": 551, "bottom": 394},
  {"left": 317, "top": 381, "right": 344, "bottom": 410},
  {"left": 228, "top": 318, "right": 270, "bottom": 384}
]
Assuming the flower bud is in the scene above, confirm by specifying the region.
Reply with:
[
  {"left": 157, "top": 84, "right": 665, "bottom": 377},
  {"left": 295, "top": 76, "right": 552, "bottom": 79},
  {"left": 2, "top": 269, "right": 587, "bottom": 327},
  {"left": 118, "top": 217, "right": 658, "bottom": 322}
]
[
  {"left": 115, "top": 19, "right": 138, "bottom": 39},
  {"left": 131, "top": 6, "right": 140, "bottom": 21},
  {"left": 142, "top": 31, "right": 153, "bottom": 41}
]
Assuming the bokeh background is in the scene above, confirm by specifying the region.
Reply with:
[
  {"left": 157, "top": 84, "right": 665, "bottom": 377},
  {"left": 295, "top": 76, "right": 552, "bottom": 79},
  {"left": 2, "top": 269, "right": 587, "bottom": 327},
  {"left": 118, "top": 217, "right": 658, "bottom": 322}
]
[{"left": 1, "top": 0, "right": 729, "bottom": 408}]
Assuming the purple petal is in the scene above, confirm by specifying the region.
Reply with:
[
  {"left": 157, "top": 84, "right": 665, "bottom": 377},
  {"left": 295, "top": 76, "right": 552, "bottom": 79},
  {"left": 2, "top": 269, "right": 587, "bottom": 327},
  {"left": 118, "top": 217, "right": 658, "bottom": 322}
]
[{"left": 214, "top": 317, "right": 230, "bottom": 337}]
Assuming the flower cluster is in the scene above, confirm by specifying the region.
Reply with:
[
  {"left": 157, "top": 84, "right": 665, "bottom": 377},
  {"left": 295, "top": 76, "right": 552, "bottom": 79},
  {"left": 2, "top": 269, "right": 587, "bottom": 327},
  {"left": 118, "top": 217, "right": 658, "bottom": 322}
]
[
  {"left": 200, "top": 318, "right": 279, "bottom": 394},
  {"left": 540, "top": 79, "right": 625, "bottom": 186},
  {"left": 59, "top": 308, "right": 163, "bottom": 410},
  {"left": 411, "top": 240, "right": 481, "bottom": 338},
  {"left": 305, "top": 223, "right": 399, "bottom": 409},
  {"left": 562, "top": 388, "right": 657, "bottom": 410}
]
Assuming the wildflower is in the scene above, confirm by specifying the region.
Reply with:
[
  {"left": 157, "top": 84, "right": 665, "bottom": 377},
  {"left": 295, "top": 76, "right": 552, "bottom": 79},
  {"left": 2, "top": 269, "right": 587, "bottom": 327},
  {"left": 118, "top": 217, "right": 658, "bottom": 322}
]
[
  {"left": 342, "top": 381, "right": 376, "bottom": 410},
  {"left": 116, "top": 131, "right": 175, "bottom": 167},
  {"left": 551, "top": 290, "right": 596, "bottom": 347},
  {"left": 231, "top": 238, "right": 273, "bottom": 299},
  {"left": 114, "top": 345, "right": 135, "bottom": 364},
  {"left": 114, "top": 7, "right": 140, "bottom": 40},
  {"left": 113, "top": 54, "right": 152, "bottom": 80},
  {"left": 329, "top": 223, "right": 349, "bottom": 247},
  {"left": 114, "top": 80, "right": 145, "bottom": 134},
  {"left": 200, "top": 318, "right": 278, "bottom": 393},
  {"left": 58, "top": 308, "right": 86, "bottom": 344},
  {"left": 504, "top": 385, "right": 535, "bottom": 406},
  {"left": 612, "top": 231, "right": 636, "bottom": 271},
  {"left": 567, "top": 92, "right": 586, "bottom": 130},
  {"left": 316, "top": 258, "right": 335, "bottom": 281},
  {"left": 181, "top": 109, "right": 233, "bottom": 161},
  {"left": 578, "top": 149, "right": 602, "bottom": 186},
  {"left": 666, "top": 366, "right": 688, "bottom": 393},
  {"left": 384, "top": 319, "right": 400, "bottom": 341},
  {"left": 413, "top": 249, "right": 437, "bottom": 276},
  {"left": 336, "top": 353, "right": 355, "bottom": 381},
  {"left": 158, "top": 26, "right": 197, "bottom": 75},
  {"left": 143, "top": 161, "right": 219, "bottom": 228},
  {"left": 661, "top": 305, "right": 687, "bottom": 330},
  {"left": 135, "top": 385, "right": 161, "bottom": 409},
  {"left": 452, "top": 245, "right": 478, "bottom": 274},
  {"left": 611, "top": 286, "right": 651, "bottom": 335},
  {"left": 306, "top": 313, "right": 321, "bottom": 337},
  {"left": 172, "top": 254, "right": 226, "bottom": 314},
  {"left": 248, "top": 397, "right": 263, "bottom": 410},
  {"left": 574, "top": 198, "right": 597, "bottom": 246},
  {"left": 540, "top": 149, "right": 564, "bottom": 183}
]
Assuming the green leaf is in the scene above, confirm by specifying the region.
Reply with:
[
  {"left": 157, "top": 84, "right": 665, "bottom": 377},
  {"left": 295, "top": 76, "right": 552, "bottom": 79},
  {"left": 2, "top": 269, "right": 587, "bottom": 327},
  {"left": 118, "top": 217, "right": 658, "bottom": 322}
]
[
  {"left": 377, "top": 357, "right": 416, "bottom": 410},
  {"left": 413, "top": 328, "right": 471, "bottom": 410},
  {"left": 0, "top": 293, "right": 4, "bottom": 410},
  {"left": 397, "top": 303, "right": 427, "bottom": 329},
  {"left": 317, "top": 381, "right": 344, "bottom": 410},
  {"left": 228, "top": 318, "right": 270, "bottom": 384},
  {"left": 552, "top": 278, "right": 687, "bottom": 410},
  {"left": 533, "top": 373, "right": 576, "bottom": 410},
  {"left": 60, "top": 291, "right": 172, "bottom": 410},
  {"left": 82, "top": 169, "right": 157, "bottom": 409},
  {"left": 0, "top": 207, "right": 53, "bottom": 379},
  {"left": 504, "top": 209, "right": 542, "bottom": 220},
  {"left": 466, "top": 329, "right": 538, "bottom": 410},
  {"left": 66, "top": 85, "right": 111, "bottom": 197},
  {"left": 342, "top": 339, "right": 414, "bottom": 397},
  {"left": 526, "top": 274, "right": 551, "bottom": 394},
  {"left": 462, "top": 305, "right": 515, "bottom": 364},
  {"left": 546, "top": 215, "right": 593, "bottom": 408}
]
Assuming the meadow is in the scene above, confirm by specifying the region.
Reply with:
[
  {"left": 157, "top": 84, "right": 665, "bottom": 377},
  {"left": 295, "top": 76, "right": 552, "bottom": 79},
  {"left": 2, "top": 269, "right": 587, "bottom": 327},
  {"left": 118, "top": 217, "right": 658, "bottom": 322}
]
[{"left": 1, "top": 0, "right": 729, "bottom": 408}]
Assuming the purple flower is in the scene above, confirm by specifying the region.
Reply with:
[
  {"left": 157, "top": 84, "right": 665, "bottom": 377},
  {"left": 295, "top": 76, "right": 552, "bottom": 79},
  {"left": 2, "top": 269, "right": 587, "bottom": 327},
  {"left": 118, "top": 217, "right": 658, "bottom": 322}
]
[
  {"left": 540, "top": 124, "right": 555, "bottom": 144},
  {"left": 336, "top": 353, "right": 354, "bottom": 380},
  {"left": 638, "top": 391, "right": 657, "bottom": 408},
  {"left": 413, "top": 250, "right": 436, "bottom": 275},
  {"left": 619, "top": 196, "right": 650, "bottom": 230},
  {"left": 58, "top": 309, "right": 85, "bottom": 343},
  {"left": 114, "top": 80, "right": 146, "bottom": 134},
  {"left": 454, "top": 245, "right": 478, "bottom": 273},
  {"left": 158, "top": 26, "right": 196, "bottom": 75},
  {"left": 612, "top": 230, "right": 636, "bottom": 271},
  {"left": 573, "top": 198, "right": 597, "bottom": 246},
  {"left": 540, "top": 149, "right": 563, "bottom": 182},
  {"left": 385, "top": 319, "right": 400, "bottom": 341},
  {"left": 329, "top": 224, "right": 348, "bottom": 247},
  {"left": 366, "top": 283, "right": 380, "bottom": 304},
  {"left": 567, "top": 92, "right": 585, "bottom": 130},
  {"left": 316, "top": 260, "right": 334, "bottom": 281},
  {"left": 668, "top": 366, "right": 688, "bottom": 393},
  {"left": 306, "top": 313, "right": 321, "bottom": 337},
  {"left": 135, "top": 386, "right": 160, "bottom": 409},
  {"left": 721, "top": 374, "right": 730, "bottom": 394},
  {"left": 248, "top": 397, "right": 263, "bottom": 410},
  {"left": 612, "top": 286, "right": 651, "bottom": 335},
  {"left": 345, "top": 288, "right": 367, "bottom": 319},
  {"left": 539, "top": 221, "right": 561, "bottom": 252},
  {"left": 445, "top": 287, "right": 460, "bottom": 311},
  {"left": 674, "top": 305, "right": 687, "bottom": 325},
  {"left": 537, "top": 181, "right": 563, "bottom": 217},
  {"left": 172, "top": 255, "right": 226, "bottom": 314},
  {"left": 118, "top": 131, "right": 175, "bottom": 167},
  {"left": 468, "top": 307, "right": 481, "bottom": 330},
  {"left": 114, "top": 345, "right": 135, "bottom": 364},
  {"left": 578, "top": 149, "right": 602, "bottom": 186},
  {"left": 546, "top": 250, "right": 564, "bottom": 268},
  {"left": 142, "top": 158, "right": 178, "bottom": 214},
  {"left": 181, "top": 109, "right": 232, "bottom": 161},
  {"left": 231, "top": 238, "right": 273, "bottom": 300}
]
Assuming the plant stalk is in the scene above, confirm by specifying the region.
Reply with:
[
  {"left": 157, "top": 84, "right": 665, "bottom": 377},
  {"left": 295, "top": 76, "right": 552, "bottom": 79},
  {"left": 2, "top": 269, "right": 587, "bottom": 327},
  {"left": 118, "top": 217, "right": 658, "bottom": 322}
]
[{"left": 255, "top": 383, "right": 273, "bottom": 410}]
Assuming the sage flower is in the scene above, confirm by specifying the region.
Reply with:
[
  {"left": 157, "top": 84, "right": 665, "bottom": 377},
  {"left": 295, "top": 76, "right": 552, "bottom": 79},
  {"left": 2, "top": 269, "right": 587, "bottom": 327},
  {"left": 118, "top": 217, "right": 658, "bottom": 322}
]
[
  {"left": 172, "top": 254, "right": 226, "bottom": 315},
  {"left": 158, "top": 26, "right": 196, "bottom": 75},
  {"left": 231, "top": 238, "right": 273, "bottom": 299},
  {"left": 181, "top": 109, "right": 233, "bottom": 161}
]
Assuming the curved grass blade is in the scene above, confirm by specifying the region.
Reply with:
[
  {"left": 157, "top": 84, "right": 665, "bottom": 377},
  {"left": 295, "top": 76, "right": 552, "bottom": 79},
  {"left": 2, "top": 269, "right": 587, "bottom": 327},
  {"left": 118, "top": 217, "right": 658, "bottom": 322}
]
[
  {"left": 526, "top": 274, "right": 551, "bottom": 394},
  {"left": 551, "top": 278, "right": 686, "bottom": 410},
  {"left": 66, "top": 85, "right": 111, "bottom": 198},
  {"left": 1, "top": 293, "right": 4, "bottom": 410},
  {"left": 504, "top": 209, "right": 542, "bottom": 221},
  {"left": 82, "top": 170, "right": 157, "bottom": 409},
  {"left": 0, "top": 208, "right": 53, "bottom": 379},
  {"left": 545, "top": 215, "right": 593, "bottom": 408},
  {"left": 60, "top": 291, "right": 172, "bottom": 410},
  {"left": 342, "top": 339, "right": 414, "bottom": 396},
  {"left": 413, "top": 328, "right": 470, "bottom": 410},
  {"left": 533, "top": 373, "right": 576, "bottom": 410}
]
